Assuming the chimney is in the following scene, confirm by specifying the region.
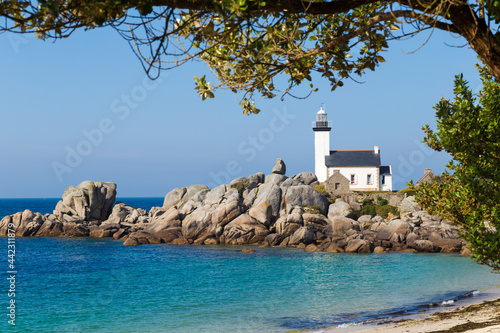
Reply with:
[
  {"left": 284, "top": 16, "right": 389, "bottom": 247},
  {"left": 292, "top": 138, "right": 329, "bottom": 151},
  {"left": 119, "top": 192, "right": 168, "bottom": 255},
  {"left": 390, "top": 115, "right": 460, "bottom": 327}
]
[{"left": 374, "top": 146, "right": 379, "bottom": 154}]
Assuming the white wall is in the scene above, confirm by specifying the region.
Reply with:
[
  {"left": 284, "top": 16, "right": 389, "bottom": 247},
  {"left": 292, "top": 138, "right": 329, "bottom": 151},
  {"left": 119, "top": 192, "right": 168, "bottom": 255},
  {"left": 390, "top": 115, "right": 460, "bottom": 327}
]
[
  {"left": 315, "top": 131, "right": 330, "bottom": 182},
  {"left": 328, "top": 166, "right": 380, "bottom": 191},
  {"left": 380, "top": 174, "right": 393, "bottom": 192}
]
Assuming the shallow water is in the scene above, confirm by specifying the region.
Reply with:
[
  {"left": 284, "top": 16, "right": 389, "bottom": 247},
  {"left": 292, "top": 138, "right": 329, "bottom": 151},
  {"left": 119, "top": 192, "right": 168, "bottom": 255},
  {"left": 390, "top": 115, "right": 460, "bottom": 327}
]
[
  {"left": 1, "top": 199, "right": 500, "bottom": 332},
  {"left": 1, "top": 237, "right": 499, "bottom": 332}
]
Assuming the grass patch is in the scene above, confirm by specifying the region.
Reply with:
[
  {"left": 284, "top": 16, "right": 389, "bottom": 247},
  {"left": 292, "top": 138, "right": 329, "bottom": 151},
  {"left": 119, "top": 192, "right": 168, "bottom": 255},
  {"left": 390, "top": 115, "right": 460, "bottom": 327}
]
[
  {"left": 313, "top": 184, "right": 327, "bottom": 196},
  {"left": 397, "top": 187, "right": 416, "bottom": 195},
  {"left": 302, "top": 205, "right": 320, "bottom": 215}
]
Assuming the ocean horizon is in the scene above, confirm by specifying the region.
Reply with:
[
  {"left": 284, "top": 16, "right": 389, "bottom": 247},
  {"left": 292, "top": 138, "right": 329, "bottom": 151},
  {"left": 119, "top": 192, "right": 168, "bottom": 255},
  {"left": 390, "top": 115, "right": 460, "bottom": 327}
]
[{"left": 2, "top": 198, "right": 500, "bottom": 332}]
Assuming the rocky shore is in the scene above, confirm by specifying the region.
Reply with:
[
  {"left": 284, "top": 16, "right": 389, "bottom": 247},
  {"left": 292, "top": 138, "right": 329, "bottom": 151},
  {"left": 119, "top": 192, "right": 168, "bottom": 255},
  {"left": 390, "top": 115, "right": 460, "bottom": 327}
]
[{"left": 0, "top": 160, "right": 470, "bottom": 254}]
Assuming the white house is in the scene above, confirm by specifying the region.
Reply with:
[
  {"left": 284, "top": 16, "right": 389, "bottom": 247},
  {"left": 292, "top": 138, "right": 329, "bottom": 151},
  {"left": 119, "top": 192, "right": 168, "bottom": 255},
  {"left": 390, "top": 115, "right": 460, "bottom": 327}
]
[{"left": 313, "top": 106, "right": 393, "bottom": 191}]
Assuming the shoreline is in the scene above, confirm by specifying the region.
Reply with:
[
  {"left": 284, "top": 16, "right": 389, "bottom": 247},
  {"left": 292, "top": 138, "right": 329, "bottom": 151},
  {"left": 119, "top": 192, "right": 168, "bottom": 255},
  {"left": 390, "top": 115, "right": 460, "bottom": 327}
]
[{"left": 314, "top": 286, "right": 500, "bottom": 333}]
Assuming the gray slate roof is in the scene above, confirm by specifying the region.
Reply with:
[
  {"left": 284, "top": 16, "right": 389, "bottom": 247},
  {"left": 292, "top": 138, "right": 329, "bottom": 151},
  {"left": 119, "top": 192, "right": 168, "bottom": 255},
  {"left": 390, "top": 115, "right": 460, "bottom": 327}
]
[
  {"left": 325, "top": 150, "right": 381, "bottom": 167},
  {"left": 379, "top": 166, "right": 391, "bottom": 175}
]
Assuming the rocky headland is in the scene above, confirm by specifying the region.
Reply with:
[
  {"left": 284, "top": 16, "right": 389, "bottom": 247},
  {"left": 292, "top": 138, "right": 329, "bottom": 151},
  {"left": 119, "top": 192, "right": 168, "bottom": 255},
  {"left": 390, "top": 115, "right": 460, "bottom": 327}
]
[{"left": 0, "top": 160, "right": 469, "bottom": 254}]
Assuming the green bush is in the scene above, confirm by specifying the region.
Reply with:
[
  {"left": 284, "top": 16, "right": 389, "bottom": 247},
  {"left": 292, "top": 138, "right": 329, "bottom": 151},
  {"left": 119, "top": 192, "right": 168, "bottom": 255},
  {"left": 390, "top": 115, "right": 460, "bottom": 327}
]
[
  {"left": 362, "top": 198, "right": 373, "bottom": 205},
  {"left": 376, "top": 205, "right": 398, "bottom": 218},
  {"left": 359, "top": 205, "right": 376, "bottom": 216},
  {"left": 377, "top": 196, "right": 388, "bottom": 206},
  {"left": 353, "top": 201, "right": 399, "bottom": 219}
]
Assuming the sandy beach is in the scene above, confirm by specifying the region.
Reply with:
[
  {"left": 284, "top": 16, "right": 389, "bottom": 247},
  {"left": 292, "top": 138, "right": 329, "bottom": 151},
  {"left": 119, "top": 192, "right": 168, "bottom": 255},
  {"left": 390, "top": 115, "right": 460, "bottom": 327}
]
[{"left": 322, "top": 296, "right": 500, "bottom": 333}]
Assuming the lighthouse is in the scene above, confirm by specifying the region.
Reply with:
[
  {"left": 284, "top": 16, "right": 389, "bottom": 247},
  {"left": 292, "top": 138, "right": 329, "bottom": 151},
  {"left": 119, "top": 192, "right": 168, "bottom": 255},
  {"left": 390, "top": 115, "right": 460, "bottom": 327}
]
[{"left": 313, "top": 106, "right": 331, "bottom": 182}]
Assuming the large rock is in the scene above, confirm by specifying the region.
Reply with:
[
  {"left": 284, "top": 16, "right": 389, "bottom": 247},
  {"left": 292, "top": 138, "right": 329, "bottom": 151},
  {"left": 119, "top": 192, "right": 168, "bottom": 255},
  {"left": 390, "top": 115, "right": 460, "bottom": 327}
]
[
  {"left": 248, "top": 202, "right": 273, "bottom": 226},
  {"left": 265, "top": 174, "right": 288, "bottom": 185},
  {"left": 405, "top": 232, "right": 420, "bottom": 247},
  {"left": 162, "top": 187, "right": 186, "bottom": 210},
  {"left": 304, "top": 243, "right": 322, "bottom": 252},
  {"left": 413, "top": 239, "right": 439, "bottom": 253},
  {"left": 275, "top": 215, "right": 302, "bottom": 237},
  {"left": 0, "top": 210, "right": 45, "bottom": 237},
  {"left": 326, "top": 216, "right": 358, "bottom": 238},
  {"left": 150, "top": 206, "right": 182, "bottom": 228},
  {"left": 55, "top": 181, "right": 116, "bottom": 221},
  {"left": 272, "top": 158, "right": 286, "bottom": 175},
  {"left": 302, "top": 214, "right": 328, "bottom": 242},
  {"left": 248, "top": 172, "right": 265, "bottom": 188},
  {"left": 62, "top": 224, "right": 90, "bottom": 237},
  {"left": 357, "top": 215, "right": 373, "bottom": 230},
  {"left": 386, "top": 219, "right": 413, "bottom": 236},
  {"left": 145, "top": 207, "right": 183, "bottom": 240},
  {"left": 433, "top": 238, "right": 463, "bottom": 253},
  {"left": 279, "top": 178, "right": 302, "bottom": 189},
  {"left": 203, "top": 185, "right": 227, "bottom": 206},
  {"left": 345, "top": 239, "right": 372, "bottom": 253},
  {"left": 229, "top": 176, "right": 248, "bottom": 187},
  {"left": 222, "top": 214, "right": 269, "bottom": 245},
  {"left": 89, "top": 223, "right": 121, "bottom": 238},
  {"left": 253, "top": 183, "right": 282, "bottom": 217},
  {"left": 370, "top": 221, "right": 387, "bottom": 232},
  {"left": 292, "top": 172, "right": 318, "bottom": 186},
  {"left": 35, "top": 216, "right": 64, "bottom": 237},
  {"left": 325, "top": 243, "right": 345, "bottom": 253},
  {"left": 262, "top": 233, "right": 283, "bottom": 246},
  {"left": 104, "top": 203, "right": 148, "bottom": 225},
  {"left": 181, "top": 206, "right": 213, "bottom": 240},
  {"left": 400, "top": 196, "right": 420, "bottom": 214},
  {"left": 328, "top": 200, "right": 354, "bottom": 219},
  {"left": 242, "top": 187, "right": 258, "bottom": 208},
  {"left": 163, "top": 185, "right": 209, "bottom": 210},
  {"left": 288, "top": 226, "right": 316, "bottom": 245},
  {"left": 211, "top": 200, "right": 241, "bottom": 227},
  {"left": 123, "top": 231, "right": 162, "bottom": 246},
  {"left": 105, "top": 203, "right": 136, "bottom": 224},
  {"left": 283, "top": 185, "right": 329, "bottom": 216}
]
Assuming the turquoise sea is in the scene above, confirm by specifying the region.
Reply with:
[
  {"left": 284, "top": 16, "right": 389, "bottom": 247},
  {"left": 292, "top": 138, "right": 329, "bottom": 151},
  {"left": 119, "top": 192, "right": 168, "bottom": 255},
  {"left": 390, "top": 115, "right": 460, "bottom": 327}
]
[{"left": 2, "top": 198, "right": 500, "bottom": 332}]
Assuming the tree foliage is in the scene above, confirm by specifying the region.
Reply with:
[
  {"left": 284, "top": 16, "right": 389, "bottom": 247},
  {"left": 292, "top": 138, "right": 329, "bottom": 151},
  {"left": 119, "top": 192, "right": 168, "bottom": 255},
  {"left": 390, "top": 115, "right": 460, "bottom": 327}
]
[
  {"left": 412, "top": 66, "right": 500, "bottom": 271},
  {"left": 1, "top": 1, "right": 500, "bottom": 114}
]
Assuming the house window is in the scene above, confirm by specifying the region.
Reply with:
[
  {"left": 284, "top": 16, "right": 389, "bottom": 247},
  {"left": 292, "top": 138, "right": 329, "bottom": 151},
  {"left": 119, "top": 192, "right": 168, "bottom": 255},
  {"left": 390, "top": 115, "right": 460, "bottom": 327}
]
[
  {"left": 350, "top": 174, "right": 356, "bottom": 184},
  {"left": 381, "top": 175, "right": 386, "bottom": 185},
  {"left": 335, "top": 183, "right": 341, "bottom": 190},
  {"left": 367, "top": 174, "right": 373, "bottom": 185}
]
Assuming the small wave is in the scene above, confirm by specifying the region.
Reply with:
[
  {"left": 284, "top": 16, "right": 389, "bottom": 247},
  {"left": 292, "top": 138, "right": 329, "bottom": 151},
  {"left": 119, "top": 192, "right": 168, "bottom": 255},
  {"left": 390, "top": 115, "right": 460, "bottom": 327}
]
[
  {"left": 275, "top": 290, "right": 481, "bottom": 330},
  {"left": 337, "top": 322, "right": 362, "bottom": 329}
]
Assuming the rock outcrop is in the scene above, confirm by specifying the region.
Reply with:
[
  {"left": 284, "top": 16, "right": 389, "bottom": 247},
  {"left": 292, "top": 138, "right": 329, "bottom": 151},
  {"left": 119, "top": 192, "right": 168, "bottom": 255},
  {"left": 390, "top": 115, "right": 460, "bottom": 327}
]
[
  {"left": 272, "top": 158, "right": 286, "bottom": 175},
  {"left": 54, "top": 181, "right": 116, "bottom": 222},
  {"left": 0, "top": 161, "right": 468, "bottom": 256}
]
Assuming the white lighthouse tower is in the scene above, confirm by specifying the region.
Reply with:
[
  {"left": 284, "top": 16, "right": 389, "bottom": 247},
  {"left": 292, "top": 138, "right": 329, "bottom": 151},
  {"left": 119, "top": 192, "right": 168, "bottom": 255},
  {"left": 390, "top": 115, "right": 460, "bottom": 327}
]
[{"left": 313, "top": 106, "right": 331, "bottom": 182}]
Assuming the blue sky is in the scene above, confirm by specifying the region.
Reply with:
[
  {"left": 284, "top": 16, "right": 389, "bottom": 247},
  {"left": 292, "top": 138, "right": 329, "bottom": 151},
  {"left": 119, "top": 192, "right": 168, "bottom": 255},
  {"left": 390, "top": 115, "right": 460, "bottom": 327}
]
[{"left": 0, "top": 25, "right": 481, "bottom": 198}]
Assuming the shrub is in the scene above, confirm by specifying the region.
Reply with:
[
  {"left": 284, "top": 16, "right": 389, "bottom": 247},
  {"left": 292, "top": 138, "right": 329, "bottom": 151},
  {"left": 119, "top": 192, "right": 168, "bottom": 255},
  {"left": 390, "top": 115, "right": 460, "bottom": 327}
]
[
  {"left": 362, "top": 198, "right": 373, "bottom": 205},
  {"left": 360, "top": 205, "right": 377, "bottom": 216},
  {"left": 377, "top": 196, "right": 388, "bottom": 206},
  {"left": 376, "top": 205, "right": 398, "bottom": 218}
]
